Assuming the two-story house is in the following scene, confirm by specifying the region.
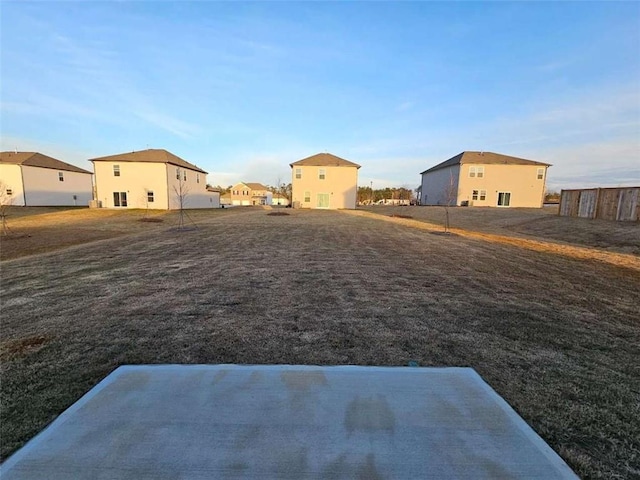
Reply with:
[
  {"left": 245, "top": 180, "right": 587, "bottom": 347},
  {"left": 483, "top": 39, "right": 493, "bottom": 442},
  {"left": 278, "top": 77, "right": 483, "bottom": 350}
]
[
  {"left": 228, "top": 182, "right": 272, "bottom": 206},
  {"left": 0, "top": 151, "right": 93, "bottom": 206},
  {"left": 91, "top": 149, "right": 219, "bottom": 209},
  {"left": 419, "top": 151, "right": 551, "bottom": 208},
  {"left": 290, "top": 153, "right": 360, "bottom": 209}
]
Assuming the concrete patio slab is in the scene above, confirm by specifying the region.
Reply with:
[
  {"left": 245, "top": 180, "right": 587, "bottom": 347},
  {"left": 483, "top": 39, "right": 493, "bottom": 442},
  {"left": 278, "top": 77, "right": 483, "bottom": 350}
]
[{"left": 2, "top": 365, "right": 577, "bottom": 479}]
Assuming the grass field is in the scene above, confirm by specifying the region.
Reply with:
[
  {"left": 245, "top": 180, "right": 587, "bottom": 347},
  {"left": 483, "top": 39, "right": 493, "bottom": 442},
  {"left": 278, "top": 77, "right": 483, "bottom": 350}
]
[{"left": 1, "top": 206, "right": 639, "bottom": 478}]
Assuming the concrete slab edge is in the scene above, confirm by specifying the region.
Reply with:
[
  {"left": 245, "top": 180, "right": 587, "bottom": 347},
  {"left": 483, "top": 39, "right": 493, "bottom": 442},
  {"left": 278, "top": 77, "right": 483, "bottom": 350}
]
[{"left": 1, "top": 364, "right": 579, "bottom": 479}]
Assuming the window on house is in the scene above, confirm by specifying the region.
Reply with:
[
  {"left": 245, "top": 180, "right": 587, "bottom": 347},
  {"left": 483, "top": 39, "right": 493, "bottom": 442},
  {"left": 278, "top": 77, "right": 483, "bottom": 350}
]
[
  {"left": 176, "top": 168, "right": 180, "bottom": 180},
  {"left": 477, "top": 166, "right": 484, "bottom": 178},
  {"left": 58, "top": 172, "right": 64, "bottom": 182},
  {"left": 319, "top": 168, "right": 326, "bottom": 180},
  {"left": 304, "top": 191, "right": 311, "bottom": 202},
  {"left": 147, "top": 191, "right": 154, "bottom": 203},
  {"left": 197, "top": 174, "right": 200, "bottom": 183},
  {"left": 537, "top": 168, "right": 544, "bottom": 180},
  {"left": 480, "top": 190, "right": 486, "bottom": 201},
  {"left": 295, "top": 168, "right": 302, "bottom": 179},
  {"left": 113, "top": 165, "right": 120, "bottom": 176},
  {"left": 6, "top": 188, "right": 12, "bottom": 196},
  {"left": 472, "top": 190, "right": 479, "bottom": 201},
  {"left": 469, "top": 167, "right": 476, "bottom": 178},
  {"left": 183, "top": 171, "right": 187, "bottom": 181}
]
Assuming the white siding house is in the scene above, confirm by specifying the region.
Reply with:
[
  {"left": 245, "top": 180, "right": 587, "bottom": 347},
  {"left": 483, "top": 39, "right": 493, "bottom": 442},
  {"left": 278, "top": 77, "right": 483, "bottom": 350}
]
[
  {"left": 91, "top": 149, "right": 219, "bottom": 210},
  {"left": 0, "top": 152, "right": 93, "bottom": 206}
]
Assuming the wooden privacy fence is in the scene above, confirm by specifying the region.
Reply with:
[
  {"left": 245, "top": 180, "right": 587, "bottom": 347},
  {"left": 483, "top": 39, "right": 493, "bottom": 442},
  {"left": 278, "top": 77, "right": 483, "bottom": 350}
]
[{"left": 559, "top": 187, "right": 639, "bottom": 221}]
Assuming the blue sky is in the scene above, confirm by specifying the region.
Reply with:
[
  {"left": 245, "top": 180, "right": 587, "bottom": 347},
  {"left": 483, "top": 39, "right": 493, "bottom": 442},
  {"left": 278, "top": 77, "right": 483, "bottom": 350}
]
[{"left": 1, "top": 1, "right": 639, "bottom": 191}]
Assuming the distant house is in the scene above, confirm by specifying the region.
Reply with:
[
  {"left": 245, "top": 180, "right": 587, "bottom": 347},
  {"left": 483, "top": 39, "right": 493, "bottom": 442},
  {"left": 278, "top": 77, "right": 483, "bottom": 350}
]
[
  {"left": 271, "top": 193, "right": 290, "bottom": 206},
  {"left": 290, "top": 153, "right": 360, "bottom": 209},
  {"left": 420, "top": 151, "right": 550, "bottom": 208},
  {"left": 220, "top": 192, "right": 232, "bottom": 206},
  {"left": 228, "top": 182, "right": 272, "bottom": 206},
  {"left": 0, "top": 151, "right": 93, "bottom": 206},
  {"left": 91, "top": 149, "right": 219, "bottom": 209}
]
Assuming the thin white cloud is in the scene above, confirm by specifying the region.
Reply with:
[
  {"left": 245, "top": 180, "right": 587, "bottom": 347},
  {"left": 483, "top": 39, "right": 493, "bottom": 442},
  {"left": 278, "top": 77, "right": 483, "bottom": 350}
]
[
  {"left": 0, "top": 135, "right": 95, "bottom": 171},
  {"left": 132, "top": 110, "right": 202, "bottom": 140}
]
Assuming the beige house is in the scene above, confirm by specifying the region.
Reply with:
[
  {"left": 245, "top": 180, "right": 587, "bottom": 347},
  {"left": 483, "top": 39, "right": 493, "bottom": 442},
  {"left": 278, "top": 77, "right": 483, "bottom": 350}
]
[
  {"left": 91, "top": 149, "right": 219, "bottom": 209},
  {"left": 290, "top": 153, "right": 360, "bottom": 209},
  {"left": 229, "top": 182, "right": 272, "bottom": 206},
  {"left": 420, "top": 151, "right": 550, "bottom": 208},
  {"left": 0, "top": 151, "right": 93, "bottom": 206}
]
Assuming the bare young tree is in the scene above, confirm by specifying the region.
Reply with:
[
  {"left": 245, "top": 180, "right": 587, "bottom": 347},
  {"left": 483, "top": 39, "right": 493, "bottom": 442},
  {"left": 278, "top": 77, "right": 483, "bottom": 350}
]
[
  {"left": 443, "top": 170, "right": 458, "bottom": 233},
  {"left": 0, "top": 182, "right": 14, "bottom": 237},
  {"left": 173, "top": 168, "right": 194, "bottom": 230}
]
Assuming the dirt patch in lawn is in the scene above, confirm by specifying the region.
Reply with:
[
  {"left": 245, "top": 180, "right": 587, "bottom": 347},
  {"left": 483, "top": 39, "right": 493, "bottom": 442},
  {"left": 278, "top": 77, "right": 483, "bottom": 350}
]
[
  {"left": 267, "top": 211, "right": 290, "bottom": 216},
  {"left": 1, "top": 335, "right": 54, "bottom": 360},
  {"left": 1, "top": 208, "right": 639, "bottom": 478}
]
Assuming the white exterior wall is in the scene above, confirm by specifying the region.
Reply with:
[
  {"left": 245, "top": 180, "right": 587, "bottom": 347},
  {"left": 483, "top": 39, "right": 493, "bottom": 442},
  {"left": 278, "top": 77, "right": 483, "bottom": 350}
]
[
  {"left": 420, "top": 165, "right": 461, "bottom": 205},
  {"left": 21, "top": 165, "right": 92, "bottom": 206},
  {"left": 94, "top": 161, "right": 170, "bottom": 209},
  {"left": 166, "top": 165, "right": 218, "bottom": 209},
  {"left": 0, "top": 164, "right": 26, "bottom": 206}
]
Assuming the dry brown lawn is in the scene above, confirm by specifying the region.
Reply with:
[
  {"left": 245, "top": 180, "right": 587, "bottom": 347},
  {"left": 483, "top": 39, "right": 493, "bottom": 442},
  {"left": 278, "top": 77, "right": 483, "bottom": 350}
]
[
  {"left": 364, "top": 205, "right": 640, "bottom": 255},
  {"left": 1, "top": 207, "right": 639, "bottom": 479}
]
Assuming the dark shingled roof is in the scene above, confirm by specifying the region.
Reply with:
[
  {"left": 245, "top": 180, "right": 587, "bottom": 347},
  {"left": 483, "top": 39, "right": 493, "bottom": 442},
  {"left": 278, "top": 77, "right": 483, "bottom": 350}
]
[
  {"left": 0, "top": 152, "right": 92, "bottom": 174},
  {"left": 290, "top": 152, "right": 361, "bottom": 168},
  {"left": 420, "top": 151, "right": 551, "bottom": 175},
  {"left": 90, "top": 149, "right": 207, "bottom": 174}
]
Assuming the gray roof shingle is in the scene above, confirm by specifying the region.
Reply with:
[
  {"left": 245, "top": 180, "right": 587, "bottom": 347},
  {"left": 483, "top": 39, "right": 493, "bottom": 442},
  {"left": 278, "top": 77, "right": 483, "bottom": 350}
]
[
  {"left": 420, "top": 151, "right": 551, "bottom": 175},
  {"left": 290, "top": 152, "right": 361, "bottom": 168},
  {"left": 90, "top": 149, "right": 207, "bottom": 174},
  {"left": 0, "top": 152, "right": 92, "bottom": 174}
]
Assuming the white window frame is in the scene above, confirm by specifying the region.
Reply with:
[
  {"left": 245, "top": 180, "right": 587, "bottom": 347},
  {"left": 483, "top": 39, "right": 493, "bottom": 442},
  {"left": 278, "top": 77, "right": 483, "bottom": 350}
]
[
  {"left": 6, "top": 188, "right": 12, "bottom": 196},
  {"left": 113, "top": 165, "right": 120, "bottom": 177},
  {"left": 295, "top": 168, "right": 302, "bottom": 179},
  {"left": 183, "top": 171, "right": 187, "bottom": 181},
  {"left": 147, "top": 190, "right": 154, "bottom": 203},
  {"left": 196, "top": 173, "right": 200, "bottom": 183},
  {"left": 58, "top": 172, "right": 64, "bottom": 182},
  {"left": 304, "top": 191, "right": 311, "bottom": 203},
  {"left": 469, "top": 166, "right": 476, "bottom": 178},
  {"left": 537, "top": 168, "right": 544, "bottom": 180},
  {"left": 497, "top": 191, "right": 511, "bottom": 207},
  {"left": 472, "top": 190, "right": 479, "bottom": 201},
  {"left": 477, "top": 166, "right": 484, "bottom": 178},
  {"left": 319, "top": 168, "right": 326, "bottom": 180},
  {"left": 480, "top": 190, "right": 486, "bottom": 201},
  {"left": 176, "top": 168, "right": 180, "bottom": 180}
]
